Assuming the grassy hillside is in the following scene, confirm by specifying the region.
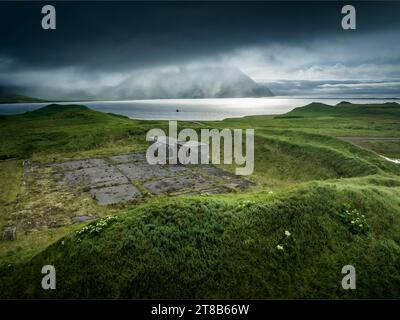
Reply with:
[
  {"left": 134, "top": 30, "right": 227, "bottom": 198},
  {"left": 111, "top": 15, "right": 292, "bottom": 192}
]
[
  {"left": 0, "top": 101, "right": 399, "bottom": 298},
  {"left": 2, "top": 179, "right": 400, "bottom": 299},
  {"left": 0, "top": 104, "right": 154, "bottom": 161}
]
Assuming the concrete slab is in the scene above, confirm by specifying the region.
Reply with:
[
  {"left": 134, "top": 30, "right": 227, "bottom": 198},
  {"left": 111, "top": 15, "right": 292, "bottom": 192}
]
[
  {"left": 47, "top": 152, "right": 253, "bottom": 205},
  {"left": 60, "top": 165, "right": 129, "bottom": 188},
  {"left": 117, "top": 163, "right": 188, "bottom": 181},
  {"left": 198, "top": 165, "right": 237, "bottom": 179},
  {"left": 143, "top": 175, "right": 212, "bottom": 195},
  {"left": 90, "top": 184, "right": 142, "bottom": 205}
]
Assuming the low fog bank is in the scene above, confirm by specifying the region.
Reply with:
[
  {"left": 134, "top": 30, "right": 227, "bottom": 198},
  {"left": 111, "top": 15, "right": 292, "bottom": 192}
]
[{"left": 5, "top": 66, "right": 273, "bottom": 101}]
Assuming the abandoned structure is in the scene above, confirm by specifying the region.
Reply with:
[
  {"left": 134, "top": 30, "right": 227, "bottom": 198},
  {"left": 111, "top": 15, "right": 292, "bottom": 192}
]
[{"left": 148, "top": 136, "right": 209, "bottom": 164}]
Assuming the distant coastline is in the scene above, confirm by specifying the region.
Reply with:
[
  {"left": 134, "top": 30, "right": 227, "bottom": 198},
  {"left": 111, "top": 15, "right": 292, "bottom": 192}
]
[{"left": 1, "top": 97, "right": 399, "bottom": 120}]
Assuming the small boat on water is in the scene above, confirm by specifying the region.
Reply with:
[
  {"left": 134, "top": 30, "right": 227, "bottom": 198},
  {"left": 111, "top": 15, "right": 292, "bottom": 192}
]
[{"left": 176, "top": 109, "right": 180, "bottom": 112}]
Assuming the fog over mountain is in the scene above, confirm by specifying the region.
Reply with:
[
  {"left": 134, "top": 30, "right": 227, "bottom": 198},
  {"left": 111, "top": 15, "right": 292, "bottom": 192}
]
[
  {"left": 103, "top": 67, "right": 273, "bottom": 100},
  {"left": 8, "top": 66, "right": 273, "bottom": 101}
]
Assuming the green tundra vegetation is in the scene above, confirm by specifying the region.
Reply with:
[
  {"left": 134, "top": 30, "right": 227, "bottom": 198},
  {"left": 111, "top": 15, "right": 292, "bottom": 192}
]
[{"left": 0, "top": 101, "right": 400, "bottom": 298}]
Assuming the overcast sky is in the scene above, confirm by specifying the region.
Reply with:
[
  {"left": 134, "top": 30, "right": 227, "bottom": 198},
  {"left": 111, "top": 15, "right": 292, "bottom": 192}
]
[{"left": 0, "top": 1, "right": 399, "bottom": 98}]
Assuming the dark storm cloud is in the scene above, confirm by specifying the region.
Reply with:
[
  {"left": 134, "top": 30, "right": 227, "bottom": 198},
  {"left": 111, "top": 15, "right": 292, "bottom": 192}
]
[
  {"left": 0, "top": 1, "right": 400, "bottom": 97},
  {"left": 0, "top": 1, "right": 398, "bottom": 70}
]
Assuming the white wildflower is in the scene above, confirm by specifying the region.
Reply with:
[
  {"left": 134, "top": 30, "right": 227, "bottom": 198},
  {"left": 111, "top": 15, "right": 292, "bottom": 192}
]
[
  {"left": 284, "top": 230, "right": 291, "bottom": 237},
  {"left": 276, "top": 245, "right": 284, "bottom": 250}
]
